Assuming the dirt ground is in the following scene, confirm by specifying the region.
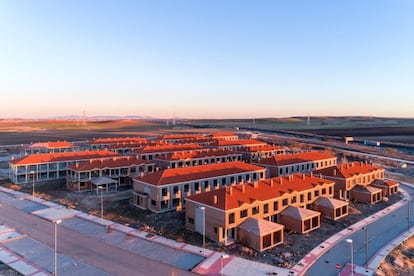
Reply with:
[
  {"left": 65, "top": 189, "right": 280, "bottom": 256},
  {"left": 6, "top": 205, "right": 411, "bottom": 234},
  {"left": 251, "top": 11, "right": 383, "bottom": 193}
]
[{"left": 376, "top": 235, "right": 414, "bottom": 276}]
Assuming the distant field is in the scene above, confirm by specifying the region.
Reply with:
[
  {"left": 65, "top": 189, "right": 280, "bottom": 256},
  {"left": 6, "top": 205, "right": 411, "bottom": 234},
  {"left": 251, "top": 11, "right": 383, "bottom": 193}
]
[
  {"left": 0, "top": 119, "right": 169, "bottom": 145},
  {"left": 0, "top": 117, "right": 413, "bottom": 145}
]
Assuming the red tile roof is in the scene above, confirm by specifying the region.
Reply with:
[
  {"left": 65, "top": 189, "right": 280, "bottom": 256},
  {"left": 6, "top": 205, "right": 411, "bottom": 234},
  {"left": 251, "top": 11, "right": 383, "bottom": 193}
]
[
  {"left": 134, "top": 161, "right": 265, "bottom": 186},
  {"left": 11, "top": 150, "right": 119, "bottom": 166},
  {"left": 132, "top": 143, "right": 204, "bottom": 154},
  {"left": 256, "top": 151, "right": 336, "bottom": 166},
  {"left": 215, "top": 139, "right": 267, "bottom": 147},
  {"left": 154, "top": 149, "right": 240, "bottom": 161},
  {"left": 314, "top": 162, "right": 383, "bottom": 179},
  {"left": 27, "top": 141, "right": 75, "bottom": 149},
  {"left": 161, "top": 134, "right": 206, "bottom": 140},
  {"left": 67, "top": 156, "right": 151, "bottom": 171},
  {"left": 210, "top": 132, "right": 237, "bottom": 138},
  {"left": 91, "top": 137, "right": 147, "bottom": 145},
  {"left": 186, "top": 173, "right": 335, "bottom": 210},
  {"left": 237, "top": 145, "right": 285, "bottom": 153}
]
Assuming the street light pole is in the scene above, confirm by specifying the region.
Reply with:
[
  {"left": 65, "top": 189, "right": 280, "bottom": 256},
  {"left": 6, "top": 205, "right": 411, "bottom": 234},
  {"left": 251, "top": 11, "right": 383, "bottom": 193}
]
[
  {"left": 54, "top": 220, "right": 62, "bottom": 276},
  {"left": 200, "top": 206, "right": 205, "bottom": 252},
  {"left": 363, "top": 226, "right": 368, "bottom": 269},
  {"left": 346, "top": 239, "right": 354, "bottom": 276},
  {"left": 30, "top": 171, "right": 35, "bottom": 199},
  {"left": 408, "top": 194, "right": 411, "bottom": 231},
  {"left": 99, "top": 186, "right": 104, "bottom": 224},
  {"left": 221, "top": 254, "right": 229, "bottom": 276}
]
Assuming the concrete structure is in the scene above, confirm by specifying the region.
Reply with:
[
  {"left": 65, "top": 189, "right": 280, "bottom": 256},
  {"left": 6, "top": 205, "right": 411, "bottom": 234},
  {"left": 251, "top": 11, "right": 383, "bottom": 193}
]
[
  {"left": 314, "top": 161, "right": 398, "bottom": 202},
  {"left": 66, "top": 156, "right": 154, "bottom": 192},
  {"left": 254, "top": 151, "right": 337, "bottom": 177},
  {"left": 153, "top": 149, "right": 243, "bottom": 169},
  {"left": 9, "top": 150, "right": 119, "bottom": 184},
  {"left": 132, "top": 161, "right": 266, "bottom": 213},
  {"left": 185, "top": 173, "right": 337, "bottom": 248}
]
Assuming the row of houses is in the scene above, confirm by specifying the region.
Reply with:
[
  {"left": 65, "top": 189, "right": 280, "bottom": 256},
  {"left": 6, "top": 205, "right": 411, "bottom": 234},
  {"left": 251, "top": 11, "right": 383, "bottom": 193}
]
[{"left": 9, "top": 133, "right": 400, "bottom": 253}]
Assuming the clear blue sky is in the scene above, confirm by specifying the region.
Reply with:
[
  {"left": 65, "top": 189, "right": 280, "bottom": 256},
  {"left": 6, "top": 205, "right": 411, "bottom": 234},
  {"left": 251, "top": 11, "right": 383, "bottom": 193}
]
[{"left": 1, "top": 1, "right": 413, "bottom": 119}]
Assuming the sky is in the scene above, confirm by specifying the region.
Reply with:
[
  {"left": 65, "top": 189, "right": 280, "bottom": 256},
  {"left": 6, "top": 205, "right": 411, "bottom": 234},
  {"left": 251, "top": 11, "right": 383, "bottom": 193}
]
[{"left": 1, "top": 1, "right": 413, "bottom": 119}]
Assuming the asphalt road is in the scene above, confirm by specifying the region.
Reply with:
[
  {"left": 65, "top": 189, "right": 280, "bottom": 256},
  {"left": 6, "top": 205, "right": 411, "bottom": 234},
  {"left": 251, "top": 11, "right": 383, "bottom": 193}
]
[
  {"left": 306, "top": 183, "right": 414, "bottom": 276},
  {"left": 0, "top": 202, "right": 194, "bottom": 276}
]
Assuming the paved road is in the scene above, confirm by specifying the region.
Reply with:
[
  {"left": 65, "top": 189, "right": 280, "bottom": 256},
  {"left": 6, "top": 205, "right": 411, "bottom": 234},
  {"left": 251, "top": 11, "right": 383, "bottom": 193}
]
[
  {"left": 0, "top": 202, "right": 194, "bottom": 276},
  {"left": 306, "top": 183, "right": 414, "bottom": 276}
]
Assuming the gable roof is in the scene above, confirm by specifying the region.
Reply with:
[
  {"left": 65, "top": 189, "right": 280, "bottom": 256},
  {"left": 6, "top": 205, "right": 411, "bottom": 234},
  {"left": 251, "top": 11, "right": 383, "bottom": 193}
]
[
  {"left": 186, "top": 173, "right": 335, "bottom": 211},
  {"left": 11, "top": 150, "right": 119, "bottom": 166},
  {"left": 352, "top": 184, "right": 382, "bottom": 194},
  {"left": 26, "top": 141, "right": 75, "bottom": 149},
  {"left": 256, "top": 151, "right": 336, "bottom": 167},
  {"left": 154, "top": 149, "right": 240, "bottom": 161},
  {"left": 91, "top": 137, "right": 147, "bottom": 145},
  {"left": 214, "top": 139, "right": 267, "bottom": 147},
  {"left": 314, "top": 161, "right": 384, "bottom": 179},
  {"left": 134, "top": 161, "right": 265, "bottom": 186},
  {"left": 67, "top": 156, "right": 151, "bottom": 171},
  {"left": 132, "top": 143, "right": 204, "bottom": 154},
  {"left": 238, "top": 218, "right": 284, "bottom": 236}
]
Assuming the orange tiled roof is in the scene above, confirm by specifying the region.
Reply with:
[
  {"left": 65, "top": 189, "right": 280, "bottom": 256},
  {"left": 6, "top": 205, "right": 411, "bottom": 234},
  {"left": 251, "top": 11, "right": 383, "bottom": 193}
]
[
  {"left": 132, "top": 143, "right": 204, "bottom": 154},
  {"left": 186, "top": 173, "right": 335, "bottom": 210},
  {"left": 215, "top": 139, "right": 267, "bottom": 147},
  {"left": 11, "top": 150, "right": 119, "bottom": 166},
  {"left": 134, "top": 161, "right": 265, "bottom": 186},
  {"left": 256, "top": 151, "right": 336, "bottom": 166},
  {"left": 67, "top": 156, "right": 151, "bottom": 171},
  {"left": 154, "top": 149, "right": 240, "bottom": 161},
  {"left": 211, "top": 132, "right": 237, "bottom": 138},
  {"left": 91, "top": 137, "right": 147, "bottom": 145},
  {"left": 161, "top": 134, "right": 206, "bottom": 140},
  {"left": 27, "top": 141, "right": 75, "bottom": 149},
  {"left": 237, "top": 145, "right": 285, "bottom": 153},
  {"left": 314, "top": 161, "right": 383, "bottom": 179}
]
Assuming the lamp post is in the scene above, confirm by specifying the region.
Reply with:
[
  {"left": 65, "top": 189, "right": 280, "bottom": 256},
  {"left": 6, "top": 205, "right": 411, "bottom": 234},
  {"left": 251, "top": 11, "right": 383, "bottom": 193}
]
[
  {"left": 99, "top": 186, "right": 104, "bottom": 224},
  {"left": 408, "top": 194, "right": 412, "bottom": 231},
  {"left": 346, "top": 239, "right": 354, "bottom": 276},
  {"left": 54, "top": 220, "right": 62, "bottom": 276},
  {"left": 363, "top": 226, "right": 368, "bottom": 269},
  {"left": 30, "top": 170, "right": 35, "bottom": 199},
  {"left": 221, "top": 254, "right": 229, "bottom": 276},
  {"left": 200, "top": 206, "right": 205, "bottom": 252}
]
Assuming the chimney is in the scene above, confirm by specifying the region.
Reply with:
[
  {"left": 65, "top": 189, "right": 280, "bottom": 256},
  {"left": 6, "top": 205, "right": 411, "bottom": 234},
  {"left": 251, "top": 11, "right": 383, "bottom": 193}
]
[
  {"left": 241, "top": 184, "right": 245, "bottom": 192},
  {"left": 289, "top": 175, "right": 293, "bottom": 181},
  {"left": 302, "top": 173, "right": 306, "bottom": 180},
  {"left": 310, "top": 172, "right": 313, "bottom": 177},
  {"left": 333, "top": 169, "right": 337, "bottom": 176},
  {"left": 228, "top": 186, "right": 232, "bottom": 195},
  {"left": 270, "top": 178, "right": 273, "bottom": 187},
  {"left": 253, "top": 181, "right": 258, "bottom": 189},
  {"left": 213, "top": 195, "right": 218, "bottom": 204},
  {"left": 280, "top": 177, "right": 283, "bottom": 185}
]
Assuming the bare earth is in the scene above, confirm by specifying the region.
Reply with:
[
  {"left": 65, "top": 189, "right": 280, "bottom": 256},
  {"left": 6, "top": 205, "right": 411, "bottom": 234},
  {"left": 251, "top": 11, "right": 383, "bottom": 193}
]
[{"left": 376, "top": 236, "right": 414, "bottom": 276}]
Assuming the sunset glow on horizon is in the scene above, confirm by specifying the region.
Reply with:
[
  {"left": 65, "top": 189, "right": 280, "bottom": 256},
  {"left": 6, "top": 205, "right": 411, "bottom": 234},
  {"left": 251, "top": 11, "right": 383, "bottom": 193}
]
[{"left": 1, "top": 1, "right": 414, "bottom": 119}]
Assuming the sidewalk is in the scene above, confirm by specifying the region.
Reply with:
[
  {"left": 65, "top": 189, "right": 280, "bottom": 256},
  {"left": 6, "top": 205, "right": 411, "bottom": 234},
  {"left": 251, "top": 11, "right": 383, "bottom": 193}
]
[{"left": 0, "top": 186, "right": 289, "bottom": 275}]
